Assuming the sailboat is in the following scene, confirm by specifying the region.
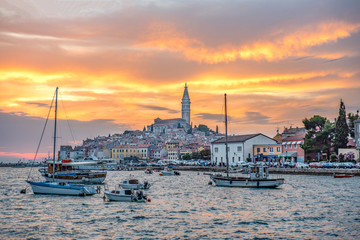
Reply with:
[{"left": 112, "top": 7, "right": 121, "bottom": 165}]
[
  {"left": 210, "top": 94, "right": 285, "bottom": 188},
  {"left": 25, "top": 87, "right": 97, "bottom": 196}
]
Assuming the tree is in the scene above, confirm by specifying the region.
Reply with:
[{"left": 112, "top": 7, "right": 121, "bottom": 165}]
[
  {"left": 200, "top": 149, "right": 211, "bottom": 160},
  {"left": 302, "top": 115, "right": 334, "bottom": 160},
  {"left": 182, "top": 153, "right": 191, "bottom": 160},
  {"left": 348, "top": 110, "right": 359, "bottom": 138},
  {"left": 143, "top": 126, "right": 146, "bottom": 131},
  {"left": 333, "top": 99, "right": 349, "bottom": 152}
]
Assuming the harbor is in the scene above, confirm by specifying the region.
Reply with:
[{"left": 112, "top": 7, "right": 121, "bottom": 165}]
[{"left": 1, "top": 167, "right": 359, "bottom": 239}]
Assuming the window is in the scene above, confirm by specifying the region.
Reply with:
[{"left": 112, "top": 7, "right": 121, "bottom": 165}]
[
  {"left": 277, "top": 147, "right": 281, "bottom": 152},
  {"left": 215, "top": 147, "right": 218, "bottom": 153},
  {"left": 237, "top": 146, "right": 242, "bottom": 151},
  {"left": 294, "top": 143, "right": 297, "bottom": 149},
  {"left": 263, "top": 147, "right": 267, "bottom": 152},
  {"left": 289, "top": 144, "right": 292, "bottom": 149},
  {"left": 284, "top": 145, "right": 287, "bottom": 149},
  {"left": 257, "top": 148, "right": 260, "bottom": 153},
  {"left": 232, "top": 157, "right": 234, "bottom": 163},
  {"left": 270, "top": 147, "right": 273, "bottom": 152}
]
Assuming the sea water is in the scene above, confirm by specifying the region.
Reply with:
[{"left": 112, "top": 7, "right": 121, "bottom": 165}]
[{"left": 0, "top": 168, "right": 359, "bottom": 239}]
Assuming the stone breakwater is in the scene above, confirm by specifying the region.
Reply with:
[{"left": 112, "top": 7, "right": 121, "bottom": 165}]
[{"left": 169, "top": 166, "right": 360, "bottom": 176}]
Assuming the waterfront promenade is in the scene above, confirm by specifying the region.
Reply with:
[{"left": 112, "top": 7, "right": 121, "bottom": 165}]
[{"left": 172, "top": 166, "right": 360, "bottom": 176}]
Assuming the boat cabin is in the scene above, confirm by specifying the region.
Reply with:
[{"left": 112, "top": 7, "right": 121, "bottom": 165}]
[
  {"left": 249, "top": 164, "right": 269, "bottom": 180},
  {"left": 46, "top": 159, "right": 74, "bottom": 173}
]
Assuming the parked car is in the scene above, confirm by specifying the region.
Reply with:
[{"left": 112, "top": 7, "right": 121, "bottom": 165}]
[
  {"left": 239, "top": 161, "right": 248, "bottom": 167},
  {"left": 284, "top": 161, "right": 296, "bottom": 168},
  {"left": 295, "top": 163, "right": 309, "bottom": 168}
]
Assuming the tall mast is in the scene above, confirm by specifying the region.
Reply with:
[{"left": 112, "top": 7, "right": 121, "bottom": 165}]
[
  {"left": 225, "top": 93, "right": 229, "bottom": 178},
  {"left": 53, "top": 87, "right": 58, "bottom": 181}
]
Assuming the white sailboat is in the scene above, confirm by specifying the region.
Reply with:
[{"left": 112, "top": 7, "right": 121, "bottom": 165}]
[
  {"left": 210, "top": 94, "right": 285, "bottom": 188},
  {"left": 25, "top": 87, "right": 97, "bottom": 196}
]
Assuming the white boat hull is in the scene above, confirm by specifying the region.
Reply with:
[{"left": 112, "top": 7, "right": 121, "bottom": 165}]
[
  {"left": 104, "top": 190, "right": 146, "bottom": 202},
  {"left": 210, "top": 176, "right": 284, "bottom": 188},
  {"left": 42, "top": 173, "right": 106, "bottom": 184},
  {"left": 27, "top": 181, "right": 97, "bottom": 196}
]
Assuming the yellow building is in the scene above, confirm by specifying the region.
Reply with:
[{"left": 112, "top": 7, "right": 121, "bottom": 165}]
[
  {"left": 112, "top": 145, "right": 140, "bottom": 160},
  {"left": 253, "top": 144, "right": 282, "bottom": 161}
]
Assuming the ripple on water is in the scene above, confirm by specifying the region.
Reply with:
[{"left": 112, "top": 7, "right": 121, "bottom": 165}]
[{"left": 1, "top": 169, "right": 360, "bottom": 240}]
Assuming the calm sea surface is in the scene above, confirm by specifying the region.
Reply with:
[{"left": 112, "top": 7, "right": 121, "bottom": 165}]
[{"left": 0, "top": 167, "right": 359, "bottom": 240}]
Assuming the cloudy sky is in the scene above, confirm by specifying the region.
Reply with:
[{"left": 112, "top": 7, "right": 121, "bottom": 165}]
[{"left": 1, "top": 0, "right": 359, "bottom": 161}]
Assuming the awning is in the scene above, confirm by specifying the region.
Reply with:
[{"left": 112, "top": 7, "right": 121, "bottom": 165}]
[
  {"left": 292, "top": 142, "right": 297, "bottom": 144},
  {"left": 282, "top": 142, "right": 287, "bottom": 145},
  {"left": 297, "top": 141, "right": 302, "bottom": 144},
  {"left": 278, "top": 152, "right": 297, "bottom": 157}
]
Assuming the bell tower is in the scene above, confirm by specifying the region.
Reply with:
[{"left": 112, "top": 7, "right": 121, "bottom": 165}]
[{"left": 181, "top": 83, "right": 191, "bottom": 125}]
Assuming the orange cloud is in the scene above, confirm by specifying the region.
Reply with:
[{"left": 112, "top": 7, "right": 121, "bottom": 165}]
[{"left": 139, "top": 21, "right": 360, "bottom": 63}]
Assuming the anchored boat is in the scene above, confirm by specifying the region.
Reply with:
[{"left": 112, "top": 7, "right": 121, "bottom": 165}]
[{"left": 209, "top": 94, "right": 284, "bottom": 188}]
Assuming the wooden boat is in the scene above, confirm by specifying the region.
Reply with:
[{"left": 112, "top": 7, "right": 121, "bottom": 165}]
[
  {"left": 40, "top": 159, "right": 107, "bottom": 184},
  {"left": 210, "top": 164, "right": 284, "bottom": 188},
  {"left": 209, "top": 94, "right": 284, "bottom": 188}
]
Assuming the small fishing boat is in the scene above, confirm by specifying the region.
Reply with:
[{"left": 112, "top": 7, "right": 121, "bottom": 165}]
[
  {"left": 333, "top": 174, "right": 354, "bottom": 178},
  {"left": 27, "top": 181, "right": 96, "bottom": 196},
  {"left": 119, "top": 178, "right": 151, "bottom": 190},
  {"left": 104, "top": 189, "right": 148, "bottom": 202},
  {"left": 145, "top": 167, "right": 153, "bottom": 174},
  {"left": 159, "top": 167, "right": 180, "bottom": 176}
]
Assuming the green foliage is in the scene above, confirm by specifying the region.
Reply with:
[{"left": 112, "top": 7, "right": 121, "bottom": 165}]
[
  {"left": 191, "top": 151, "right": 201, "bottom": 159},
  {"left": 197, "top": 124, "right": 215, "bottom": 136},
  {"left": 348, "top": 111, "right": 360, "bottom": 138},
  {"left": 200, "top": 149, "right": 211, "bottom": 160},
  {"left": 330, "top": 154, "right": 337, "bottom": 162},
  {"left": 302, "top": 115, "right": 334, "bottom": 158},
  {"left": 182, "top": 153, "right": 192, "bottom": 160},
  {"left": 333, "top": 99, "right": 349, "bottom": 152}
]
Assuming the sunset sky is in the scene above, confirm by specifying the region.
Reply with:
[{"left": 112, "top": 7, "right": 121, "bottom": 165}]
[{"left": 1, "top": 0, "right": 359, "bottom": 162}]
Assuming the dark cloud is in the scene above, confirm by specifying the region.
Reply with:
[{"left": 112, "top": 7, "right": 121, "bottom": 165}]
[
  {"left": 232, "top": 112, "right": 272, "bottom": 125},
  {"left": 194, "top": 113, "right": 230, "bottom": 122},
  {"left": 25, "top": 102, "right": 49, "bottom": 107},
  {"left": 0, "top": 111, "right": 128, "bottom": 160},
  {"left": 137, "top": 104, "right": 179, "bottom": 114}
]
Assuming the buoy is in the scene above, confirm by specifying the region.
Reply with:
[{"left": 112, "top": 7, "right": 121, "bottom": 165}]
[
  {"left": 208, "top": 181, "right": 213, "bottom": 185},
  {"left": 20, "top": 189, "right": 26, "bottom": 194},
  {"left": 147, "top": 198, "right": 151, "bottom": 202}
]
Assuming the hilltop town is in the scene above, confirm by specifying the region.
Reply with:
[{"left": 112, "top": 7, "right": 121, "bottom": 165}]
[{"left": 56, "top": 84, "right": 359, "bottom": 167}]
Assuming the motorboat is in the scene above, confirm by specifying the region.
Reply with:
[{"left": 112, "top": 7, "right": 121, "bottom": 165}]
[
  {"left": 210, "top": 164, "right": 285, "bottom": 188},
  {"left": 119, "top": 179, "right": 151, "bottom": 190},
  {"left": 104, "top": 189, "right": 148, "bottom": 202},
  {"left": 159, "top": 167, "right": 180, "bottom": 176},
  {"left": 26, "top": 180, "right": 96, "bottom": 196},
  {"left": 145, "top": 167, "right": 153, "bottom": 174}
]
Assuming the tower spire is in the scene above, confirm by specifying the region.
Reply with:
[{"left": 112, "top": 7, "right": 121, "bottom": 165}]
[{"left": 181, "top": 83, "right": 191, "bottom": 125}]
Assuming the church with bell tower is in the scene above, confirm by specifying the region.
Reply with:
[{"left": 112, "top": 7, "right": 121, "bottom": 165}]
[{"left": 147, "top": 83, "right": 191, "bottom": 133}]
